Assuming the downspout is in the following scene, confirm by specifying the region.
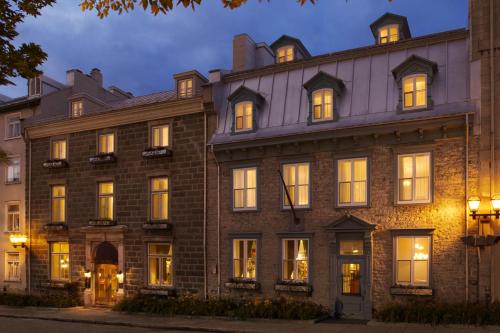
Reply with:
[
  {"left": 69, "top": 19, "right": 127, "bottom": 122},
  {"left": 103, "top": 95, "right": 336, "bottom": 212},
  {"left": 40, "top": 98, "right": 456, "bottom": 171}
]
[
  {"left": 465, "top": 113, "right": 469, "bottom": 302},
  {"left": 215, "top": 148, "right": 221, "bottom": 298},
  {"left": 27, "top": 135, "right": 32, "bottom": 295},
  {"left": 490, "top": 0, "right": 496, "bottom": 197},
  {"left": 203, "top": 111, "right": 208, "bottom": 299}
]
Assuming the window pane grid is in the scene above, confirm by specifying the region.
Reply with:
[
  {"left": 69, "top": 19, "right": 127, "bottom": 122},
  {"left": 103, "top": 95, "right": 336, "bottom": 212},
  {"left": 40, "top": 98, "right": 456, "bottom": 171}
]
[
  {"left": 395, "top": 236, "right": 430, "bottom": 286},
  {"left": 6, "top": 253, "right": 20, "bottom": 281},
  {"left": 152, "top": 125, "right": 169, "bottom": 148},
  {"left": 6, "top": 158, "right": 20, "bottom": 182},
  {"left": 233, "top": 168, "right": 257, "bottom": 209},
  {"left": 51, "top": 186, "right": 66, "bottom": 223},
  {"left": 232, "top": 239, "right": 257, "bottom": 280},
  {"left": 7, "top": 204, "right": 20, "bottom": 232},
  {"left": 148, "top": 243, "right": 173, "bottom": 286},
  {"left": 98, "top": 182, "right": 114, "bottom": 220},
  {"left": 52, "top": 140, "right": 67, "bottom": 160},
  {"left": 283, "top": 163, "right": 309, "bottom": 208},
  {"left": 98, "top": 134, "right": 114, "bottom": 154},
  {"left": 338, "top": 158, "right": 367, "bottom": 206},
  {"left": 151, "top": 177, "right": 169, "bottom": 220},
  {"left": 50, "top": 242, "right": 69, "bottom": 281},
  {"left": 403, "top": 75, "right": 427, "bottom": 110},
  {"left": 235, "top": 102, "right": 253, "bottom": 131},
  {"left": 398, "top": 153, "right": 431, "bottom": 203},
  {"left": 282, "top": 239, "right": 309, "bottom": 282},
  {"left": 312, "top": 89, "right": 334, "bottom": 122}
]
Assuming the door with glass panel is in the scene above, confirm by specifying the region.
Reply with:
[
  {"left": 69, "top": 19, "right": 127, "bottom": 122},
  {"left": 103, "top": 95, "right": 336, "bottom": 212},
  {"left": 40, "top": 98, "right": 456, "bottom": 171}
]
[{"left": 337, "top": 239, "right": 366, "bottom": 318}]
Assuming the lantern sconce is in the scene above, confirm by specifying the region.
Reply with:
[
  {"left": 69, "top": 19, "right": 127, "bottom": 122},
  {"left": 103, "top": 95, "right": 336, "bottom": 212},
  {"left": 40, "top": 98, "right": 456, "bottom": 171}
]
[
  {"left": 116, "top": 270, "right": 124, "bottom": 288},
  {"left": 468, "top": 195, "right": 500, "bottom": 221},
  {"left": 9, "top": 234, "right": 27, "bottom": 248},
  {"left": 84, "top": 269, "right": 91, "bottom": 289}
]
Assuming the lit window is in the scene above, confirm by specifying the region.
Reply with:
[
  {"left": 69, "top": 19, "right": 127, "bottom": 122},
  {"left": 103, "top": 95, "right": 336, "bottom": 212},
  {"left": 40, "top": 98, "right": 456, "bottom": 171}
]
[
  {"left": 6, "top": 116, "right": 21, "bottom": 139},
  {"left": 151, "top": 177, "right": 168, "bottom": 221},
  {"left": 52, "top": 140, "right": 67, "bottom": 160},
  {"left": 28, "top": 77, "right": 42, "bottom": 97},
  {"left": 151, "top": 124, "right": 169, "bottom": 148},
  {"left": 98, "top": 182, "right": 114, "bottom": 220},
  {"left": 379, "top": 25, "right": 399, "bottom": 44},
  {"left": 234, "top": 101, "right": 253, "bottom": 132},
  {"left": 51, "top": 185, "right": 66, "bottom": 223},
  {"left": 338, "top": 158, "right": 368, "bottom": 206},
  {"left": 50, "top": 242, "right": 69, "bottom": 281},
  {"left": 148, "top": 243, "right": 173, "bottom": 287},
  {"left": 233, "top": 167, "right": 257, "bottom": 210},
  {"left": 6, "top": 253, "right": 20, "bottom": 281},
  {"left": 6, "top": 203, "right": 20, "bottom": 232},
  {"left": 98, "top": 133, "right": 115, "bottom": 154},
  {"left": 312, "top": 89, "right": 333, "bottom": 122},
  {"left": 71, "top": 101, "right": 83, "bottom": 118},
  {"left": 342, "top": 263, "right": 361, "bottom": 295},
  {"left": 282, "top": 163, "right": 310, "bottom": 208},
  {"left": 339, "top": 240, "right": 364, "bottom": 256},
  {"left": 277, "top": 46, "right": 294, "bottom": 63},
  {"left": 179, "top": 79, "right": 193, "bottom": 98},
  {"left": 6, "top": 157, "right": 20, "bottom": 183},
  {"left": 395, "top": 236, "right": 430, "bottom": 286},
  {"left": 398, "top": 153, "right": 431, "bottom": 204},
  {"left": 403, "top": 75, "right": 427, "bottom": 110},
  {"left": 282, "top": 239, "right": 309, "bottom": 282},
  {"left": 233, "top": 239, "right": 257, "bottom": 280}
]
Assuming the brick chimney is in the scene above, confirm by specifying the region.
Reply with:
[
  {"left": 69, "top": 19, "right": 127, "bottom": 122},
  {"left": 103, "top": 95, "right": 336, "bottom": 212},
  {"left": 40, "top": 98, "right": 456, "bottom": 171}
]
[
  {"left": 90, "top": 68, "right": 103, "bottom": 87},
  {"left": 233, "top": 34, "right": 257, "bottom": 72}
]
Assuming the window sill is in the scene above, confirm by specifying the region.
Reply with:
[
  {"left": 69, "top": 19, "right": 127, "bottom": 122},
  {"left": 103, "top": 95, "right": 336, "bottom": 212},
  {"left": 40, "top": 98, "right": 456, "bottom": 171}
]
[
  {"left": 275, "top": 281, "right": 312, "bottom": 294},
  {"left": 4, "top": 136, "right": 22, "bottom": 141},
  {"left": 141, "top": 287, "right": 176, "bottom": 296},
  {"left": 89, "top": 153, "right": 117, "bottom": 165},
  {"left": 395, "top": 201, "right": 432, "bottom": 207},
  {"left": 225, "top": 280, "right": 260, "bottom": 291},
  {"left": 5, "top": 181, "right": 21, "bottom": 185},
  {"left": 89, "top": 219, "right": 117, "bottom": 227},
  {"left": 43, "top": 159, "right": 69, "bottom": 169},
  {"left": 41, "top": 281, "right": 69, "bottom": 289},
  {"left": 232, "top": 208, "right": 259, "bottom": 213},
  {"left": 336, "top": 204, "right": 369, "bottom": 209},
  {"left": 142, "top": 222, "right": 172, "bottom": 230},
  {"left": 4, "top": 280, "right": 21, "bottom": 283},
  {"left": 142, "top": 147, "right": 173, "bottom": 159},
  {"left": 390, "top": 286, "right": 433, "bottom": 296},
  {"left": 44, "top": 223, "right": 67, "bottom": 231}
]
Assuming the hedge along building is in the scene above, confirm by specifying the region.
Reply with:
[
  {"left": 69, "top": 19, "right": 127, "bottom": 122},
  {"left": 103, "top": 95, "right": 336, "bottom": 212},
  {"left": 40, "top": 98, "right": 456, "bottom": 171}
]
[
  {"left": 205, "top": 12, "right": 480, "bottom": 319},
  {"left": 24, "top": 68, "right": 211, "bottom": 305}
]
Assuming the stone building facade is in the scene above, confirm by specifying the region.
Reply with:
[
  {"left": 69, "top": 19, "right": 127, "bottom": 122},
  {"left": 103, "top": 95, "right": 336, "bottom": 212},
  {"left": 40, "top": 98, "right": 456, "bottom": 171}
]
[
  {"left": 205, "top": 13, "right": 479, "bottom": 319},
  {"left": 24, "top": 70, "right": 210, "bottom": 305}
]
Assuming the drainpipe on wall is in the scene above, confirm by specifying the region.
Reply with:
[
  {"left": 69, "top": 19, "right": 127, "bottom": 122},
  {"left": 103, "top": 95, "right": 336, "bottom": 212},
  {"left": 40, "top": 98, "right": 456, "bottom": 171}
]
[
  {"left": 27, "top": 136, "right": 32, "bottom": 295},
  {"left": 490, "top": 0, "right": 496, "bottom": 198},
  {"left": 203, "top": 111, "right": 208, "bottom": 300},
  {"left": 465, "top": 113, "right": 470, "bottom": 302},
  {"left": 209, "top": 144, "right": 221, "bottom": 298}
]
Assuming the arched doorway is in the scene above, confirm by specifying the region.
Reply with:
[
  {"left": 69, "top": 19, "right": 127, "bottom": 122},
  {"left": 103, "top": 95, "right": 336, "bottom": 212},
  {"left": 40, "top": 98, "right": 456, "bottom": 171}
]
[{"left": 94, "top": 241, "right": 119, "bottom": 305}]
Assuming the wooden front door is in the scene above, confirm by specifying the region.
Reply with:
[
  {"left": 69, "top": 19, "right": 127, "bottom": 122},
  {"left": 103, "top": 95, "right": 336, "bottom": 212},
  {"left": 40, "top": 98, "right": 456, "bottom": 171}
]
[{"left": 95, "top": 264, "right": 118, "bottom": 305}]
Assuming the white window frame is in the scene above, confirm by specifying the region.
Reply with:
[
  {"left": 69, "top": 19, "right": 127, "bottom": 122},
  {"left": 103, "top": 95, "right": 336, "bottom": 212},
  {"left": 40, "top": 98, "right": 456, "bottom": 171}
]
[
  {"left": 394, "top": 235, "right": 431, "bottom": 287},
  {"left": 378, "top": 24, "right": 399, "bottom": 44},
  {"left": 232, "top": 239, "right": 258, "bottom": 281},
  {"left": 5, "top": 157, "right": 20, "bottom": 184},
  {"left": 277, "top": 45, "right": 294, "bottom": 63},
  {"left": 150, "top": 177, "right": 169, "bottom": 221},
  {"left": 151, "top": 124, "right": 170, "bottom": 148},
  {"left": 71, "top": 100, "right": 84, "bottom": 118},
  {"left": 337, "top": 157, "right": 368, "bottom": 207},
  {"left": 5, "top": 252, "right": 21, "bottom": 282},
  {"left": 402, "top": 74, "right": 427, "bottom": 111},
  {"left": 311, "top": 88, "right": 334, "bottom": 122},
  {"left": 51, "top": 185, "right": 66, "bottom": 223},
  {"left": 147, "top": 242, "right": 173, "bottom": 287},
  {"left": 50, "top": 242, "right": 69, "bottom": 282},
  {"left": 98, "top": 182, "right": 114, "bottom": 220},
  {"left": 282, "top": 162, "right": 310, "bottom": 209},
  {"left": 5, "top": 114, "right": 21, "bottom": 139},
  {"left": 178, "top": 79, "right": 193, "bottom": 98},
  {"left": 98, "top": 133, "right": 115, "bottom": 154},
  {"left": 28, "top": 77, "right": 42, "bottom": 97},
  {"left": 232, "top": 167, "right": 257, "bottom": 211},
  {"left": 397, "top": 152, "right": 432, "bottom": 204},
  {"left": 51, "top": 139, "right": 67, "bottom": 160},
  {"left": 234, "top": 101, "right": 253, "bottom": 132},
  {"left": 5, "top": 202, "right": 20, "bottom": 232},
  {"left": 281, "top": 238, "right": 309, "bottom": 282}
]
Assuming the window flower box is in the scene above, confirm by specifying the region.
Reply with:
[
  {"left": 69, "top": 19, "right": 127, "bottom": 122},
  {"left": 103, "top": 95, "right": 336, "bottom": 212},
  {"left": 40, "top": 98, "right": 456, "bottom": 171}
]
[
  {"left": 89, "top": 153, "right": 117, "bottom": 164},
  {"left": 43, "top": 159, "right": 68, "bottom": 169},
  {"left": 390, "top": 285, "right": 433, "bottom": 296},
  {"left": 274, "top": 280, "right": 313, "bottom": 294},
  {"left": 462, "top": 235, "right": 500, "bottom": 247},
  {"left": 41, "top": 281, "right": 68, "bottom": 289},
  {"left": 142, "top": 147, "right": 173, "bottom": 159},
  {"left": 88, "top": 219, "right": 117, "bottom": 227},
  {"left": 44, "top": 223, "right": 68, "bottom": 231},
  {"left": 225, "top": 279, "right": 260, "bottom": 291},
  {"left": 140, "top": 287, "right": 176, "bottom": 297},
  {"left": 142, "top": 222, "right": 172, "bottom": 230}
]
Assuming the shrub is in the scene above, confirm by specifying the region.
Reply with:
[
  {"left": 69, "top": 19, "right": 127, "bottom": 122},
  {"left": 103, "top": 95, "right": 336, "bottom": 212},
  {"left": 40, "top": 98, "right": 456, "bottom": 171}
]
[
  {"left": 375, "top": 300, "right": 500, "bottom": 326},
  {"left": 0, "top": 283, "right": 82, "bottom": 308},
  {"left": 114, "top": 294, "right": 329, "bottom": 320}
]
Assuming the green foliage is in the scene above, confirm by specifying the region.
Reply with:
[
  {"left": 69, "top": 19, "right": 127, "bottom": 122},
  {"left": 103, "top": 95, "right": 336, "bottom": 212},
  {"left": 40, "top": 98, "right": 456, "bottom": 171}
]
[
  {"left": 114, "top": 294, "right": 329, "bottom": 320},
  {"left": 0, "top": 0, "right": 55, "bottom": 85},
  {"left": 375, "top": 300, "right": 500, "bottom": 326},
  {"left": 0, "top": 149, "right": 9, "bottom": 164},
  {"left": 0, "top": 283, "right": 82, "bottom": 307}
]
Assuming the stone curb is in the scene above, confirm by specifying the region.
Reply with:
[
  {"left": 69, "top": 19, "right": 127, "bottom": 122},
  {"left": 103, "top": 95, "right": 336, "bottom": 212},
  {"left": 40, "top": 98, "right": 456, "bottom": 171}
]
[
  {"left": 0, "top": 313, "right": 260, "bottom": 333},
  {"left": 367, "top": 320, "right": 500, "bottom": 331}
]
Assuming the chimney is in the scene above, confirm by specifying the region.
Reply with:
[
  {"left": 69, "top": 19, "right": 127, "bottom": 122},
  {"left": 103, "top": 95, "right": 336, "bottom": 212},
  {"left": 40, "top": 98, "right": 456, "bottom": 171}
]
[
  {"left": 233, "top": 34, "right": 256, "bottom": 72},
  {"left": 66, "top": 69, "right": 82, "bottom": 86},
  {"left": 90, "top": 68, "right": 103, "bottom": 87}
]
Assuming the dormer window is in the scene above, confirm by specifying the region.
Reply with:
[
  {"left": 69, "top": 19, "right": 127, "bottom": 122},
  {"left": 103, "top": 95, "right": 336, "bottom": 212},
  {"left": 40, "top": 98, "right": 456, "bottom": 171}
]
[
  {"left": 71, "top": 100, "right": 83, "bottom": 118},
  {"left": 235, "top": 102, "right": 253, "bottom": 132},
  {"left": 28, "top": 77, "right": 42, "bottom": 97},
  {"left": 277, "top": 46, "right": 294, "bottom": 63},
  {"left": 312, "top": 89, "right": 333, "bottom": 122},
  {"left": 403, "top": 74, "right": 427, "bottom": 110},
  {"left": 378, "top": 25, "right": 399, "bottom": 44},
  {"left": 178, "top": 78, "right": 193, "bottom": 98}
]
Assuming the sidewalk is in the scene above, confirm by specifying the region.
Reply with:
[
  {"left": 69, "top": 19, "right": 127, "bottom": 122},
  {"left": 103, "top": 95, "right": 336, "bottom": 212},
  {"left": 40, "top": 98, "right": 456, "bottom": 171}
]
[{"left": 0, "top": 305, "right": 500, "bottom": 333}]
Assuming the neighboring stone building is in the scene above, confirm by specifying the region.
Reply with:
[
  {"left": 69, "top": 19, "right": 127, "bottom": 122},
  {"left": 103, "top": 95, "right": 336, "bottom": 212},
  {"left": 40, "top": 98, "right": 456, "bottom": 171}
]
[
  {"left": 24, "top": 68, "right": 210, "bottom": 305},
  {"left": 205, "top": 12, "right": 479, "bottom": 319},
  {"left": 0, "top": 75, "right": 67, "bottom": 294}
]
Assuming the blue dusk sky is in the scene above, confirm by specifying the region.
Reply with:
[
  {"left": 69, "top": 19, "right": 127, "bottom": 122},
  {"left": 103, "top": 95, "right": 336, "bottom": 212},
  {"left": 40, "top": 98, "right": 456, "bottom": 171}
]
[{"left": 0, "top": 0, "right": 468, "bottom": 98}]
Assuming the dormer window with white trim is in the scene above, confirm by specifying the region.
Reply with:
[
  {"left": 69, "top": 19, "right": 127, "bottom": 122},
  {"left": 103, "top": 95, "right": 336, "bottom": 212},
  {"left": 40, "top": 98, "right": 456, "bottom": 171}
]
[
  {"left": 178, "top": 78, "right": 193, "bottom": 98},
  {"left": 71, "top": 100, "right": 83, "bottom": 118},
  {"left": 403, "top": 74, "right": 427, "bottom": 110},
  {"left": 312, "top": 89, "right": 333, "bottom": 122},
  {"left": 235, "top": 101, "right": 253, "bottom": 132},
  {"left": 378, "top": 25, "right": 399, "bottom": 44},
  {"left": 28, "top": 77, "right": 42, "bottom": 97},
  {"left": 277, "top": 46, "right": 294, "bottom": 63}
]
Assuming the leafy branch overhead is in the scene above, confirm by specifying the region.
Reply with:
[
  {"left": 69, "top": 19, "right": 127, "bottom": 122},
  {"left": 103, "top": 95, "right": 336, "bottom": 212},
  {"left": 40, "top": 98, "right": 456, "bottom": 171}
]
[{"left": 80, "top": 0, "right": 315, "bottom": 17}]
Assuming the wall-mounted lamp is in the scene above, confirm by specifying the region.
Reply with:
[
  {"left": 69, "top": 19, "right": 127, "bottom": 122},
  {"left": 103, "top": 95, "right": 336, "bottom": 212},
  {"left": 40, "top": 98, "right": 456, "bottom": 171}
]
[
  {"left": 84, "top": 269, "right": 91, "bottom": 289},
  {"left": 116, "top": 271, "right": 124, "bottom": 287},
  {"left": 468, "top": 195, "right": 500, "bottom": 220},
  {"left": 9, "top": 234, "right": 27, "bottom": 248}
]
